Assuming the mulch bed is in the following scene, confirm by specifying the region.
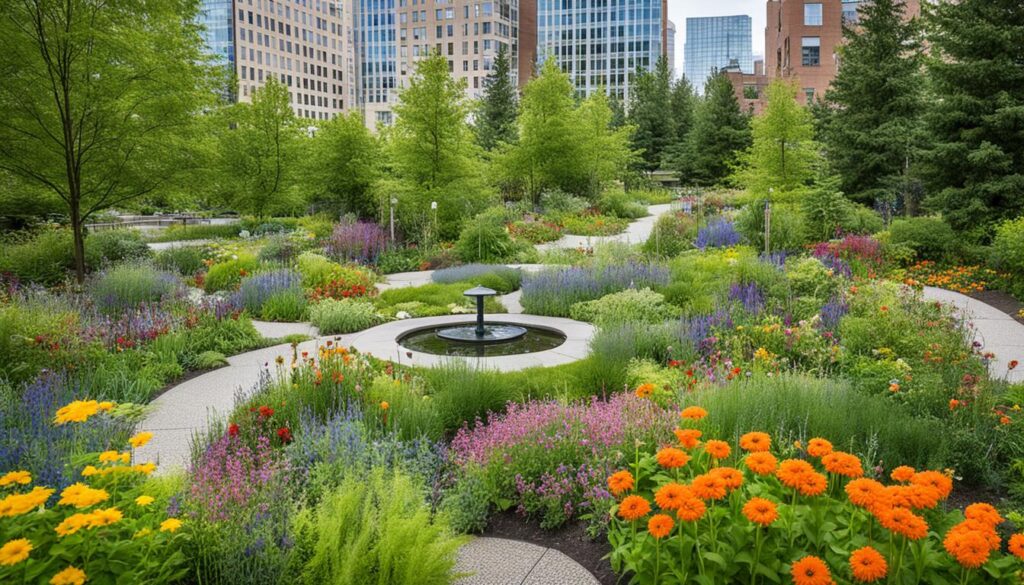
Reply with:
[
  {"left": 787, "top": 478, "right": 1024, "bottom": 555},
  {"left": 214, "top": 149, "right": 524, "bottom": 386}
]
[
  {"left": 969, "top": 290, "right": 1024, "bottom": 326},
  {"left": 483, "top": 511, "right": 617, "bottom": 585}
]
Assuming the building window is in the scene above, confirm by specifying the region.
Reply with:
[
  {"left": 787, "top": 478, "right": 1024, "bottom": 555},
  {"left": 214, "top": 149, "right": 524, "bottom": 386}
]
[
  {"left": 842, "top": 0, "right": 861, "bottom": 24},
  {"left": 801, "top": 37, "right": 820, "bottom": 67},
  {"left": 804, "top": 88, "right": 815, "bottom": 103},
  {"left": 804, "top": 3, "right": 823, "bottom": 26}
]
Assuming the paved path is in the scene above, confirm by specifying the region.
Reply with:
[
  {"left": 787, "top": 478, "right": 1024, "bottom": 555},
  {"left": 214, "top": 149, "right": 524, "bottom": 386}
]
[
  {"left": 147, "top": 238, "right": 215, "bottom": 251},
  {"left": 251, "top": 320, "right": 319, "bottom": 339},
  {"left": 455, "top": 538, "right": 599, "bottom": 585},
  {"left": 535, "top": 203, "right": 674, "bottom": 251},
  {"left": 922, "top": 287, "right": 1024, "bottom": 383}
]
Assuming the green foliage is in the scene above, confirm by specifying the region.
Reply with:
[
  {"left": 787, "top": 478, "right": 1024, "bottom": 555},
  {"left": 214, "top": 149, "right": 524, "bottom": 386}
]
[
  {"left": 473, "top": 45, "right": 518, "bottom": 150},
  {"left": 295, "top": 252, "right": 373, "bottom": 291},
  {"left": 376, "top": 282, "right": 505, "bottom": 318},
  {"left": 569, "top": 288, "right": 680, "bottom": 327},
  {"left": 735, "top": 202, "right": 808, "bottom": 253},
  {"left": 85, "top": 230, "right": 152, "bottom": 268},
  {"left": 0, "top": 229, "right": 74, "bottom": 286},
  {"left": 204, "top": 252, "right": 259, "bottom": 293},
  {"left": 304, "top": 112, "right": 381, "bottom": 218},
  {"left": 420, "top": 362, "right": 518, "bottom": 434},
  {"left": 260, "top": 289, "right": 308, "bottom": 322},
  {"left": 455, "top": 212, "right": 516, "bottom": 263},
  {"left": 675, "top": 72, "right": 751, "bottom": 186},
  {"left": 440, "top": 465, "right": 492, "bottom": 534},
  {"left": 179, "top": 314, "right": 264, "bottom": 366},
  {"left": 431, "top": 264, "right": 522, "bottom": 293},
  {"left": 991, "top": 216, "right": 1024, "bottom": 297},
  {"left": 147, "top": 223, "right": 242, "bottom": 242},
  {"left": 89, "top": 263, "right": 180, "bottom": 314},
  {"left": 155, "top": 246, "right": 209, "bottom": 276},
  {"left": 193, "top": 350, "right": 229, "bottom": 369},
  {"left": 308, "top": 298, "right": 383, "bottom": 334},
  {"left": 598, "top": 189, "right": 648, "bottom": 219},
  {"left": 887, "top": 217, "right": 955, "bottom": 261},
  {"left": 923, "top": 0, "right": 1024, "bottom": 232},
  {"left": 642, "top": 212, "right": 698, "bottom": 258},
  {"left": 627, "top": 57, "right": 674, "bottom": 172},
  {"left": 560, "top": 214, "right": 629, "bottom": 236},
  {"left": 291, "top": 469, "right": 464, "bottom": 585}
]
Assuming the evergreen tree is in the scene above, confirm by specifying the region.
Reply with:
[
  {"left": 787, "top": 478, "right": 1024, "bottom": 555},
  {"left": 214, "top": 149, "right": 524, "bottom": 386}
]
[
  {"left": 821, "top": 0, "right": 924, "bottom": 205},
  {"left": 609, "top": 96, "right": 627, "bottom": 129},
  {"left": 924, "top": 0, "right": 1024, "bottom": 234},
  {"left": 304, "top": 111, "right": 381, "bottom": 218},
  {"left": 662, "top": 76, "right": 696, "bottom": 170},
  {"left": 678, "top": 73, "right": 751, "bottom": 186},
  {"left": 474, "top": 45, "right": 518, "bottom": 150},
  {"left": 627, "top": 57, "right": 673, "bottom": 172}
]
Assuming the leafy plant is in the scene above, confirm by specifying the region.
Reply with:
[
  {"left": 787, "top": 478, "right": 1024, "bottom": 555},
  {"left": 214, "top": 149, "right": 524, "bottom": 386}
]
[
  {"left": 89, "top": 263, "right": 181, "bottom": 314},
  {"left": 570, "top": 288, "right": 680, "bottom": 327},
  {"left": 431, "top": 264, "right": 522, "bottom": 293},
  {"left": 308, "top": 298, "right": 383, "bottom": 334},
  {"left": 204, "top": 252, "right": 259, "bottom": 293}
]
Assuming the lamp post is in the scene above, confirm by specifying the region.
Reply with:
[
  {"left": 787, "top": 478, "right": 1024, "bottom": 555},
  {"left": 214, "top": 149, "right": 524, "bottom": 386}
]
[
  {"left": 764, "top": 188, "right": 774, "bottom": 255},
  {"left": 431, "top": 201, "right": 438, "bottom": 243},
  {"left": 389, "top": 197, "right": 398, "bottom": 242}
]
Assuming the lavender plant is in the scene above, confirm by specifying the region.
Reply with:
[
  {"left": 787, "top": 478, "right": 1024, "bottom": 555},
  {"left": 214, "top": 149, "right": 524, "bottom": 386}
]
[
  {"left": 695, "top": 218, "right": 742, "bottom": 250},
  {"left": 521, "top": 262, "right": 670, "bottom": 317},
  {"left": 324, "top": 220, "right": 388, "bottom": 265}
]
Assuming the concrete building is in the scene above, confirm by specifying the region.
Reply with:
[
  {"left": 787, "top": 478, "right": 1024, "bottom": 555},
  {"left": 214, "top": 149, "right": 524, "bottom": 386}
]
[
  {"left": 198, "top": 0, "right": 358, "bottom": 121},
  {"left": 684, "top": 15, "right": 753, "bottom": 94},
  {"left": 666, "top": 19, "right": 676, "bottom": 78},
  {"left": 536, "top": 0, "right": 668, "bottom": 101}
]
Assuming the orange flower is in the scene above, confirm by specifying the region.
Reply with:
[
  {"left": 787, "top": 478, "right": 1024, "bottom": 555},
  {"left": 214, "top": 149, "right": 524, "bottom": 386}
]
[
  {"left": 711, "top": 467, "right": 743, "bottom": 490},
  {"left": 806, "top": 438, "right": 833, "bottom": 458},
  {"left": 877, "top": 507, "right": 929, "bottom": 540},
  {"left": 656, "top": 447, "right": 691, "bottom": 469},
  {"left": 849, "top": 546, "right": 887, "bottom": 583},
  {"left": 845, "top": 478, "right": 885, "bottom": 508},
  {"left": 910, "top": 470, "right": 952, "bottom": 500},
  {"left": 739, "top": 432, "right": 770, "bottom": 452},
  {"left": 675, "top": 497, "right": 706, "bottom": 522},
  {"left": 797, "top": 472, "right": 828, "bottom": 497},
  {"left": 744, "top": 452, "right": 777, "bottom": 476},
  {"left": 943, "top": 529, "right": 991, "bottom": 568},
  {"left": 607, "top": 470, "right": 635, "bottom": 496},
  {"left": 680, "top": 406, "right": 708, "bottom": 421},
  {"left": 776, "top": 459, "right": 814, "bottom": 489},
  {"left": 691, "top": 474, "right": 727, "bottom": 501},
  {"left": 947, "top": 520, "right": 1000, "bottom": 551},
  {"left": 617, "top": 495, "right": 651, "bottom": 521},
  {"left": 742, "top": 497, "right": 778, "bottom": 526},
  {"left": 703, "top": 440, "right": 731, "bottom": 460},
  {"left": 888, "top": 484, "right": 940, "bottom": 510},
  {"left": 1008, "top": 534, "right": 1024, "bottom": 560},
  {"left": 654, "top": 483, "right": 691, "bottom": 511},
  {"left": 673, "top": 428, "right": 702, "bottom": 449},
  {"left": 647, "top": 514, "right": 675, "bottom": 539},
  {"left": 964, "top": 503, "right": 1003, "bottom": 527},
  {"left": 822, "top": 451, "right": 864, "bottom": 478},
  {"left": 634, "top": 383, "right": 656, "bottom": 399},
  {"left": 790, "top": 555, "right": 832, "bottom": 585},
  {"left": 890, "top": 466, "right": 915, "bottom": 483}
]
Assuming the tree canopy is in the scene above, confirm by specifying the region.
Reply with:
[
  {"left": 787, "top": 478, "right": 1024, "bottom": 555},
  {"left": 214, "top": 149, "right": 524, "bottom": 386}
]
[
  {"left": 627, "top": 57, "right": 673, "bottom": 173},
  {"left": 677, "top": 72, "right": 752, "bottom": 186},
  {"left": 304, "top": 111, "right": 381, "bottom": 219},
  {"left": 474, "top": 45, "right": 518, "bottom": 150}
]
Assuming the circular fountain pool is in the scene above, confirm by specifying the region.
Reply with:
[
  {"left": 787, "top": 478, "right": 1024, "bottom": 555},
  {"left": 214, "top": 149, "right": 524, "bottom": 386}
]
[{"left": 398, "top": 323, "right": 566, "bottom": 357}]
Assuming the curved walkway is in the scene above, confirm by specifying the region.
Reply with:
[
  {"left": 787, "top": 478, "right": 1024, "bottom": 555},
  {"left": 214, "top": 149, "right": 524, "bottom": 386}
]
[
  {"left": 454, "top": 538, "right": 599, "bottom": 585},
  {"left": 922, "top": 287, "right": 1024, "bottom": 383},
  {"left": 535, "top": 203, "right": 674, "bottom": 251}
]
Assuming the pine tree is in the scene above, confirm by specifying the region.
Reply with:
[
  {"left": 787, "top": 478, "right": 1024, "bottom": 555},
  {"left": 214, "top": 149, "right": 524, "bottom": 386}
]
[
  {"left": 678, "top": 73, "right": 752, "bottom": 186},
  {"left": 627, "top": 56, "right": 673, "bottom": 172},
  {"left": 474, "top": 45, "right": 518, "bottom": 150},
  {"left": 924, "top": 0, "right": 1024, "bottom": 234},
  {"left": 821, "top": 0, "right": 924, "bottom": 205},
  {"left": 662, "top": 76, "right": 696, "bottom": 170}
]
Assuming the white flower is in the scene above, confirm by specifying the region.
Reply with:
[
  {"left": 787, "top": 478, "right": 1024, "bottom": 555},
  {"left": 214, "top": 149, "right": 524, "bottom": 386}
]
[{"left": 396, "top": 311, "right": 411, "bottom": 320}]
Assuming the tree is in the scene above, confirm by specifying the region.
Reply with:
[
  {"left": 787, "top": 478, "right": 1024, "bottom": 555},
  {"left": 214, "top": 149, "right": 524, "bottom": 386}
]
[
  {"left": 820, "top": 0, "right": 924, "bottom": 205},
  {"left": 734, "top": 80, "right": 818, "bottom": 198},
  {"left": 576, "top": 91, "right": 638, "bottom": 196},
  {"left": 627, "top": 57, "right": 673, "bottom": 172},
  {"left": 662, "top": 76, "right": 696, "bottom": 171},
  {"left": 0, "top": 0, "right": 215, "bottom": 282},
  {"left": 923, "top": 0, "right": 1024, "bottom": 235},
  {"left": 304, "top": 111, "right": 381, "bottom": 218},
  {"left": 216, "top": 77, "right": 305, "bottom": 218},
  {"left": 678, "top": 72, "right": 751, "bottom": 186},
  {"left": 609, "top": 96, "right": 627, "bottom": 129},
  {"left": 474, "top": 45, "right": 518, "bottom": 150}
]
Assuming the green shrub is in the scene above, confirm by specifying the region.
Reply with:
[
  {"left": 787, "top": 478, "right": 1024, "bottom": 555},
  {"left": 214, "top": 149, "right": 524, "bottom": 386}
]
[
  {"left": 296, "top": 252, "right": 352, "bottom": 289},
  {"left": 569, "top": 288, "right": 679, "bottom": 327},
  {"left": 560, "top": 214, "right": 629, "bottom": 236},
  {"left": 258, "top": 235, "right": 306, "bottom": 263},
  {"left": 180, "top": 314, "right": 264, "bottom": 366},
  {"left": 0, "top": 229, "right": 74, "bottom": 286},
  {"left": 204, "top": 252, "right": 259, "bottom": 293},
  {"left": 149, "top": 223, "right": 241, "bottom": 242},
  {"left": 887, "top": 217, "right": 955, "bottom": 262},
  {"left": 420, "top": 361, "right": 518, "bottom": 434},
  {"left": 291, "top": 469, "right": 464, "bottom": 585},
  {"left": 991, "top": 216, "right": 1024, "bottom": 297},
  {"left": 89, "top": 263, "right": 180, "bottom": 314},
  {"left": 455, "top": 214, "right": 516, "bottom": 263},
  {"left": 309, "top": 298, "right": 383, "bottom": 334},
  {"left": 642, "top": 212, "right": 697, "bottom": 258},
  {"left": 735, "top": 201, "right": 808, "bottom": 252},
  {"left": 376, "top": 248, "right": 424, "bottom": 274},
  {"left": 629, "top": 188, "right": 675, "bottom": 205},
  {"left": 297, "top": 214, "right": 336, "bottom": 238},
  {"left": 260, "top": 289, "right": 308, "bottom": 322},
  {"left": 154, "top": 246, "right": 208, "bottom": 276},
  {"left": 440, "top": 464, "right": 492, "bottom": 534},
  {"left": 598, "top": 189, "right": 648, "bottom": 219},
  {"left": 85, "top": 229, "right": 151, "bottom": 268},
  {"left": 430, "top": 264, "right": 522, "bottom": 293},
  {"left": 377, "top": 283, "right": 505, "bottom": 318},
  {"left": 539, "top": 189, "right": 589, "bottom": 218}
]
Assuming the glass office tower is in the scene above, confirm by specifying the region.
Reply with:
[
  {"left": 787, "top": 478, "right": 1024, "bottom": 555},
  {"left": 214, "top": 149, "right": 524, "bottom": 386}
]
[{"left": 684, "top": 15, "right": 753, "bottom": 94}]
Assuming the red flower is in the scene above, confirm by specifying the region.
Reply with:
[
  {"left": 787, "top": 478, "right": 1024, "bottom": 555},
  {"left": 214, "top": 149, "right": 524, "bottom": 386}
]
[
  {"left": 1010, "top": 360, "right": 1019, "bottom": 370},
  {"left": 228, "top": 423, "right": 239, "bottom": 437},
  {"left": 276, "top": 427, "right": 292, "bottom": 443},
  {"left": 258, "top": 405, "right": 275, "bottom": 418}
]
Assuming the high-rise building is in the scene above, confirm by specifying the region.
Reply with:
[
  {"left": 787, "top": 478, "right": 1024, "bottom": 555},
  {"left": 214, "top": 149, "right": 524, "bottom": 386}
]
[
  {"left": 198, "top": 0, "right": 357, "bottom": 121},
  {"left": 536, "top": 0, "right": 668, "bottom": 101},
  {"left": 683, "top": 15, "right": 753, "bottom": 94},
  {"left": 666, "top": 19, "right": 676, "bottom": 78}
]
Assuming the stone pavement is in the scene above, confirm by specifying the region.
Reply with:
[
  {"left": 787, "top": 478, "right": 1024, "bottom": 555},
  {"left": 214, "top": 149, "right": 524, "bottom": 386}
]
[
  {"left": 251, "top": 320, "right": 320, "bottom": 339},
  {"left": 455, "top": 538, "right": 599, "bottom": 585},
  {"left": 922, "top": 287, "right": 1024, "bottom": 383},
  {"left": 535, "top": 203, "right": 674, "bottom": 251}
]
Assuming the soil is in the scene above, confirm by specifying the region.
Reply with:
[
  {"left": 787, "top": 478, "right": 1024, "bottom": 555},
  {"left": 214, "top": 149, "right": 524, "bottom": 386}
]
[
  {"left": 969, "top": 290, "right": 1024, "bottom": 326},
  {"left": 483, "top": 511, "right": 617, "bottom": 585}
]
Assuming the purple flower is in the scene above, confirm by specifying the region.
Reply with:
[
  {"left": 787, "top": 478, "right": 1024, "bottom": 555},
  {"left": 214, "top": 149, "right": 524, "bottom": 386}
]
[
  {"left": 325, "top": 220, "right": 388, "bottom": 265},
  {"left": 695, "top": 219, "right": 741, "bottom": 250}
]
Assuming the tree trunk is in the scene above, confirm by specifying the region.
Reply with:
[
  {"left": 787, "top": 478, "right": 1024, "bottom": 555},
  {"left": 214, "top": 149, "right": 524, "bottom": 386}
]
[{"left": 69, "top": 198, "right": 86, "bottom": 284}]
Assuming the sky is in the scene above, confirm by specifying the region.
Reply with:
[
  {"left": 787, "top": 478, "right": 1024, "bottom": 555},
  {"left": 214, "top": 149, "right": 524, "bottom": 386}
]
[{"left": 667, "top": 0, "right": 767, "bottom": 74}]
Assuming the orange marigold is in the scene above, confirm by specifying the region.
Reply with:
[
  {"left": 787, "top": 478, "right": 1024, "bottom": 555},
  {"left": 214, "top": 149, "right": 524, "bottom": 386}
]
[
  {"left": 654, "top": 483, "right": 691, "bottom": 511},
  {"left": 656, "top": 447, "right": 691, "bottom": 469},
  {"left": 943, "top": 530, "right": 991, "bottom": 569},
  {"left": 647, "top": 513, "right": 675, "bottom": 539},
  {"left": 690, "top": 473, "right": 727, "bottom": 501},
  {"left": 845, "top": 478, "right": 884, "bottom": 508},
  {"left": 742, "top": 497, "right": 778, "bottom": 526},
  {"left": 797, "top": 472, "right": 828, "bottom": 497},
  {"left": 739, "top": 432, "right": 771, "bottom": 452},
  {"left": 947, "top": 520, "right": 1000, "bottom": 551},
  {"left": 680, "top": 406, "right": 708, "bottom": 421},
  {"left": 790, "top": 555, "right": 832, "bottom": 585},
  {"left": 890, "top": 466, "right": 916, "bottom": 483},
  {"left": 673, "top": 428, "right": 702, "bottom": 449},
  {"left": 617, "top": 495, "right": 651, "bottom": 521},
  {"left": 776, "top": 459, "right": 815, "bottom": 489},
  {"left": 711, "top": 467, "right": 743, "bottom": 490},
  {"left": 703, "top": 440, "right": 731, "bottom": 460},
  {"left": 877, "top": 507, "right": 929, "bottom": 541},
  {"left": 821, "top": 451, "right": 864, "bottom": 478},
  {"left": 675, "top": 497, "right": 706, "bottom": 522},
  {"left": 963, "top": 503, "right": 1003, "bottom": 527},
  {"left": 634, "top": 383, "right": 657, "bottom": 399},
  {"left": 607, "top": 470, "right": 635, "bottom": 496},
  {"left": 1008, "top": 534, "right": 1024, "bottom": 560},
  {"left": 849, "top": 546, "right": 887, "bottom": 583},
  {"left": 806, "top": 438, "right": 833, "bottom": 458},
  {"left": 744, "top": 452, "right": 778, "bottom": 476},
  {"left": 910, "top": 470, "right": 952, "bottom": 500}
]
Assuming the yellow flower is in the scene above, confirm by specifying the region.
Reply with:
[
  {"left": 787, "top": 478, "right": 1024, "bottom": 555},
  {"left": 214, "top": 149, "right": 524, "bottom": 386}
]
[
  {"left": 80, "top": 465, "right": 99, "bottom": 477},
  {"left": 135, "top": 495, "right": 155, "bottom": 507},
  {"left": 128, "top": 431, "right": 153, "bottom": 448},
  {"left": 97, "top": 401, "right": 115, "bottom": 412},
  {"left": 134, "top": 528, "right": 152, "bottom": 538},
  {"left": 160, "top": 518, "right": 183, "bottom": 533},
  {"left": 119, "top": 452, "right": 131, "bottom": 464},
  {"left": 753, "top": 347, "right": 774, "bottom": 362},
  {"left": 54, "top": 400, "right": 101, "bottom": 425},
  {"left": 0, "top": 470, "right": 31, "bottom": 487},
  {"left": 0, "top": 538, "right": 32, "bottom": 566},
  {"left": 87, "top": 507, "right": 123, "bottom": 527},
  {"left": 133, "top": 462, "right": 157, "bottom": 476},
  {"left": 98, "top": 450, "right": 120, "bottom": 464},
  {"left": 55, "top": 513, "right": 93, "bottom": 537},
  {"left": 58, "top": 483, "right": 109, "bottom": 509},
  {"left": 50, "top": 566, "right": 87, "bottom": 585},
  {"left": 0, "top": 487, "right": 56, "bottom": 517}
]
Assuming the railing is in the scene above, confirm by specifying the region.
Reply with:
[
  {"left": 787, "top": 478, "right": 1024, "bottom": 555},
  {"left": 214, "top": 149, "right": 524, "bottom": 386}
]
[{"left": 86, "top": 216, "right": 236, "bottom": 232}]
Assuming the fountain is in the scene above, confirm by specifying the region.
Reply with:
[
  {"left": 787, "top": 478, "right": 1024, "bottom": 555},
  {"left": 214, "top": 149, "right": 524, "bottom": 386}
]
[{"left": 436, "top": 285, "right": 527, "bottom": 343}]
